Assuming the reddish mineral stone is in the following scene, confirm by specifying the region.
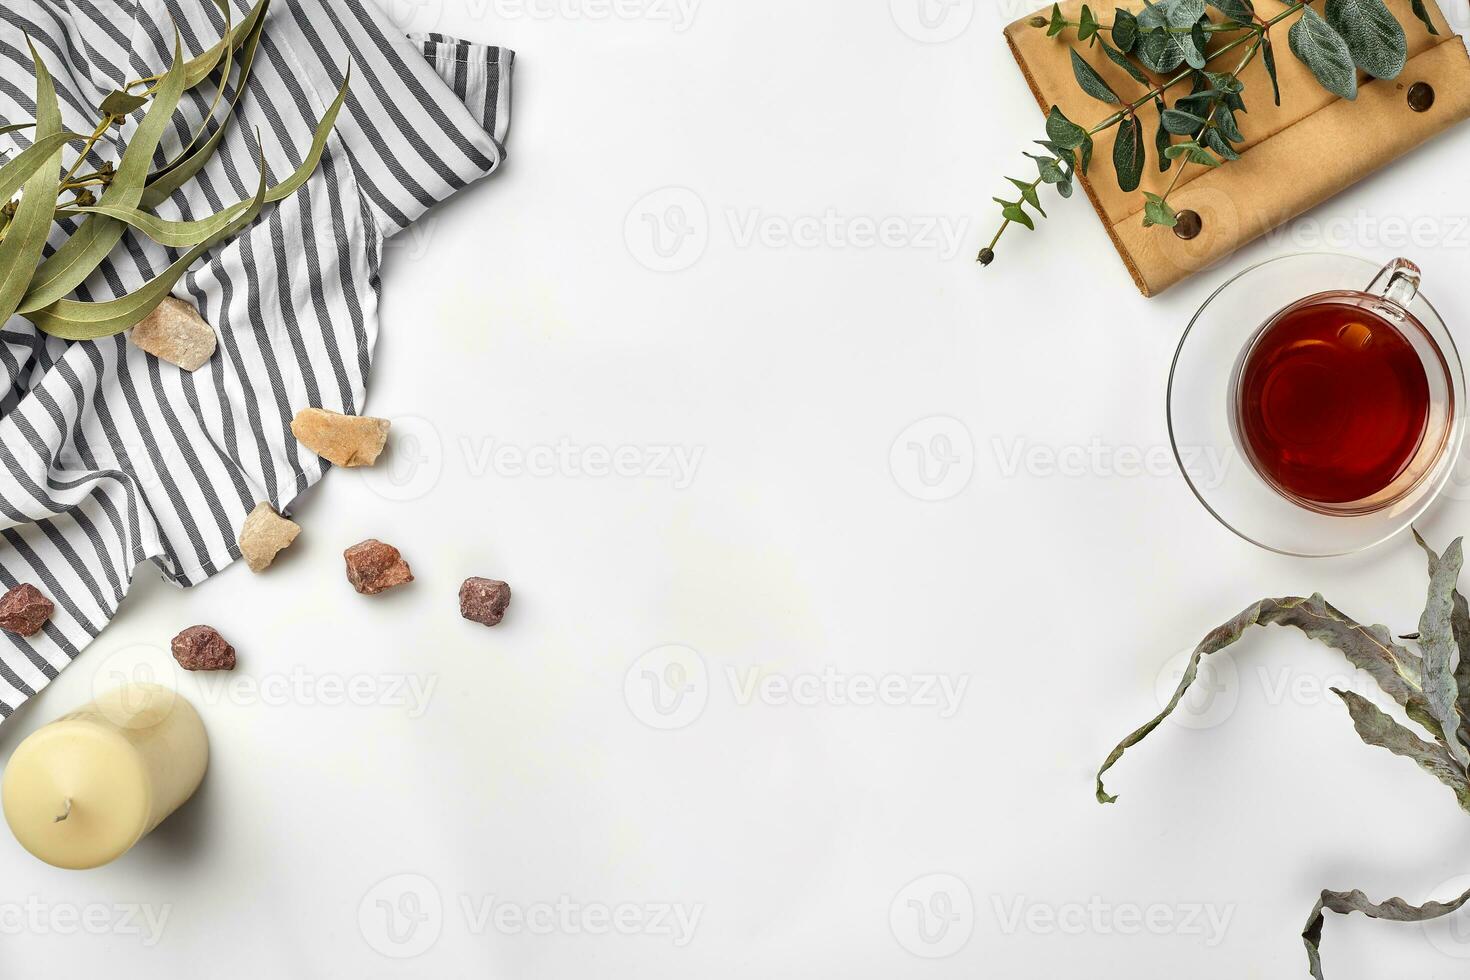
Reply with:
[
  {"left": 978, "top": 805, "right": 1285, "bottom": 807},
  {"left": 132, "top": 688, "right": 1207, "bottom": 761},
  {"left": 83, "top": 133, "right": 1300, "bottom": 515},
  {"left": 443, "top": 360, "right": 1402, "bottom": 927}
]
[
  {"left": 459, "top": 578, "right": 511, "bottom": 627},
  {"left": 0, "top": 584, "right": 53, "bottom": 637},
  {"left": 344, "top": 539, "right": 414, "bottom": 595},
  {"left": 171, "top": 625, "right": 237, "bottom": 671}
]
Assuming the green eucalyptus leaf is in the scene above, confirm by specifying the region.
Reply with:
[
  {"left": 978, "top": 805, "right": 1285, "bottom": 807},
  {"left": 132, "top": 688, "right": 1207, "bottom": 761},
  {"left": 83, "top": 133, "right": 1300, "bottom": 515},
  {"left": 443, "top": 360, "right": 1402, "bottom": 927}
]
[
  {"left": 1056, "top": 176, "right": 1074, "bottom": 198},
  {"left": 1096, "top": 593, "right": 1437, "bottom": 802},
  {"left": 1213, "top": 104, "right": 1244, "bottom": 141},
  {"left": 0, "top": 43, "right": 64, "bottom": 328},
  {"left": 1047, "top": 2, "right": 1067, "bottom": 36},
  {"left": 1206, "top": 0, "right": 1256, "bottom": 23},
  {"left": 1079, "top": 3, "right": 1100, "bottom": 40},
  {"left": 1411, "top": 0, "right": 1440, "bottom": 34},
  {"left": 1137, "top": 26, "right": 1186, "bottom": 71},
  {"left": 1045, "top": 106, "right": 1089, "bottom": 149},
  {"left": 1100, "top": 38, "right": 1153, "bottom": 86},
  {"left": 1325, "top": 0, "right": 1407, "bottom": 79},
  {"left": 1000, "top": 203, "right": 1035, "bottom": 230},
  {"left": 1070, "top": 48, "right": 1121, "bottom": 102},
  {"left": 1078, "top": 134, "right": 1094, "bottom": 174},
  {"left": 1007, "top": 177, "right": 1045, "bottom": 214},
  {"left": 27, "top": 147, "right": 269, "bottom": 341},
  {"left": 1024, "top": 152, "right": 1067, "bottom": 183},
  {"left": 1303, "top": 884, "right": 1470, "bottom": 980},
  {"left": 1183, "top": 21, "right": 1209, "bottom": 68},
  {"left": 1168, "top": 0, "right": 1208, "bottom": 26},
  {"left": 1202, "top": 126, "right": 1241, "bottom": 159},
  {"left": 1112, "top": 115, "right": 1145, "bottom": 191},
  {"left": 19, "top": 33, "right": 189, "bottom": 314},
  {"left": 1113, "top": 8, "right": 1139, "bottom": 50},
  {"left": 1412, "top": 533, "right": 1470, "bottom": 768},
  {"left": 1153, "top": 97, "right": 1172, "bottom": 170},
  {"left": 1160, "top": 107, "right": 1207, "bottom": 134},
  {"left": 1261, "top": 33, "right": 1282, "bottom": 104},
  {"left": 1289, "top": 6, "right": 1359, "bottom": 99},
  {"left": 99, "top": 90, "right": 148, "bottom": 117}
]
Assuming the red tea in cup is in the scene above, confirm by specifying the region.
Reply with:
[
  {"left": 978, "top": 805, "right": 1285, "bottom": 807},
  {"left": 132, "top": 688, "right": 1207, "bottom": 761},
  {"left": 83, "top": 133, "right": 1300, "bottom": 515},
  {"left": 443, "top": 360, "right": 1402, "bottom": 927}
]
[{"left": 1231, "top": 259, "right": 1454, "bottom": 514}]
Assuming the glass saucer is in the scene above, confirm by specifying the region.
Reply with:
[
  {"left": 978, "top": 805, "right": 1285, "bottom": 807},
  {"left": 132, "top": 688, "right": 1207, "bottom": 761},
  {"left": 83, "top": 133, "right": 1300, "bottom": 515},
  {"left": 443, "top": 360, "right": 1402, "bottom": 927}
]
[{"left": 1168, "top": 252, "right": 1467, "bottom": 557}]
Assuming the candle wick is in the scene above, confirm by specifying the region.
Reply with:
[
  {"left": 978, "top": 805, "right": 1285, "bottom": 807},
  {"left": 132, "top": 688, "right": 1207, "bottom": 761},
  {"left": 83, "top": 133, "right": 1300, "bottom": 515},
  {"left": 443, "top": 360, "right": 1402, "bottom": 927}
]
[{"left": 54, "top": 797, "right": 72, "bottom": 823}]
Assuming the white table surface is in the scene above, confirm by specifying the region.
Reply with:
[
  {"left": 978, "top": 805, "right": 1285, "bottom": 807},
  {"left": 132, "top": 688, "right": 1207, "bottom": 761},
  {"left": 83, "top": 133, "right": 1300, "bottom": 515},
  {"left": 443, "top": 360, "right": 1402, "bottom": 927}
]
[{"left": 8, "top": 0, "right": 1470, "bottom": 976}]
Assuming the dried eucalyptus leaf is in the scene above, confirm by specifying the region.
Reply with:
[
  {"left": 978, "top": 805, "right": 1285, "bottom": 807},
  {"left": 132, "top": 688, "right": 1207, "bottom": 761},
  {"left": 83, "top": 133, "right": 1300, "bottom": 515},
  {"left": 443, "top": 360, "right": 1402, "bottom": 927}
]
[
  {"left": 0, "top": 131, "right": 80, "bottom": 205},
  {"left": 1071, "top": 48, "right": 1121, "bottom": 103},
  {"left": 0, "top": 43, "right": 63, "bottom": 328},
  {"left": 148, "top": 0, "right": 237, "bottom": 182},
  {"left": 1333, "top": 688, "right": 1470, "bottom": 811},
  {"left": 1302, "top": 884, "right": 1470, "bottom": 980},
  {"left": 99, "top": 90, "right": 148, "bottom": 117},
  {"left": 0, "top": 121, "right": 34, "bottom": 138},
  {"left": 1097, "top": 594, "right": 1435, "bottom": 803},
  {"left": 141, "top": 8, "right": 270, "bottom": 209},
  {"left": 27, "top": 149, "right": 268, "bottom": 341},
  {"left": 1413, "top": 531, "right": 1470, "bottom": 766},
  {"left": 1112, "top": 115, "right": 1144, "bottom": 191},
  {"left": 1325, "top": 0, "right": 1406, "bottom": 79},
  {"left": 1289, "top": 6, "right": 1359, "bottom": 99},
  {"left": 1411, "top": 531, "right": 1470, "bottom": 764},
  {"left": 19, "top": 33, "right": 189, "bottom": 314}
]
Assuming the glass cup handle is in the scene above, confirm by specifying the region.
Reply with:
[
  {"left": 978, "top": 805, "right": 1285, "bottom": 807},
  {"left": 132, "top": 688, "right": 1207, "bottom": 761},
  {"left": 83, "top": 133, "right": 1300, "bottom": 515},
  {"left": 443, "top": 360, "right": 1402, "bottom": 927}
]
[{"left": 1366, "top": 257, "right": 1422, "bottom": 310}]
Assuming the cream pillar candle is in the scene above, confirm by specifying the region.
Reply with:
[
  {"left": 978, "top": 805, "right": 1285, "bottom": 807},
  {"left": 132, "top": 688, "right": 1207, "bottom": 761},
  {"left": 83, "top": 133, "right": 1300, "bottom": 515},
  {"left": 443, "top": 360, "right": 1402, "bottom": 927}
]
[{"left": 2, "top": 683, "right": 208, "bottom": 870}]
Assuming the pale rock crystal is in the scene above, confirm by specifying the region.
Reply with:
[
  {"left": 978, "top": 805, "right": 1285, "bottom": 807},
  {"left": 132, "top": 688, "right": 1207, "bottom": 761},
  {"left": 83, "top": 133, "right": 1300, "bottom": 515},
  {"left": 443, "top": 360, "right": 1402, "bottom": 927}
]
[
  {"left": 128, "top": 296, "right": 217, "bottom": 371},
  {"left": 238, "top": 503, "right": 301, "bottom": 572},
  {"left": 290, "top": 408, "right": 390, "bottom": 467}
]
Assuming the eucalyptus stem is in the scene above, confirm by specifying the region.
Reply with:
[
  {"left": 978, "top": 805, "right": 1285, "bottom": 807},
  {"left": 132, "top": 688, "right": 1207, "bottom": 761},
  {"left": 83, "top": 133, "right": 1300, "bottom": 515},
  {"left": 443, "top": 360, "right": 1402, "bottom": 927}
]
[{"left": 980, "top": 0, "right": 1310, "bottom": 262}]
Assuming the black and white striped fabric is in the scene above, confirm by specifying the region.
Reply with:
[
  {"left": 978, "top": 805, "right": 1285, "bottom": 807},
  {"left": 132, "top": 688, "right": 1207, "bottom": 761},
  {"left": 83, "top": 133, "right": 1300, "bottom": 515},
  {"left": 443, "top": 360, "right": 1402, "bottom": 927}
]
[{"left": 0, "top": 0, "right": 512, "bottom": 717}]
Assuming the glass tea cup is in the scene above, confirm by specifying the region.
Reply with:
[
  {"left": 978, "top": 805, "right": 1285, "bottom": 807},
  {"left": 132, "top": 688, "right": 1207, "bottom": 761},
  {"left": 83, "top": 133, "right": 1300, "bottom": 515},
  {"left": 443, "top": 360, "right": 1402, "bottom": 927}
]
[{"left": 1169, "top": 253, "right": 1467, "bottom": 557}]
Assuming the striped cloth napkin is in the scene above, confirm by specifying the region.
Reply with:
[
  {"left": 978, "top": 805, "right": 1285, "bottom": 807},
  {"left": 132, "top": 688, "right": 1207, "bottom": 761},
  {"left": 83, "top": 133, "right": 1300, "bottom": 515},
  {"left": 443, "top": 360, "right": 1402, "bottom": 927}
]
[{"left": 0, "top": 0, "right": 513, "bottom": 717}]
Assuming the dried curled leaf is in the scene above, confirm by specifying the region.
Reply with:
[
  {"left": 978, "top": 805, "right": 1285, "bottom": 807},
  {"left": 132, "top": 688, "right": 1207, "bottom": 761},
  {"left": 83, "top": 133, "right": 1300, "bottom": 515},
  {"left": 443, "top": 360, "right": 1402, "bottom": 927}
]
[
  {"left": 1303, "top": 884, "right": 1470, "bottom": 979},
  {"left": 1333, "top": 688, "right": 1470, "bottom": 810},
  {"left": 1096, "top": 593, "right": 1436, "bottom": 804},
  {"left": 1413, "top": 533, "right": 1470, "bottom": 767}
]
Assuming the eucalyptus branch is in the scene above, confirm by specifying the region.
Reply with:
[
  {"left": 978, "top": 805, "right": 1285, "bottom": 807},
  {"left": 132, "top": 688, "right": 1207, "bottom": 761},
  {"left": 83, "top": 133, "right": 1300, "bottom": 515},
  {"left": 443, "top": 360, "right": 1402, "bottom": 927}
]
[
  {"left": 980, "top": 0, "right": 1430, "bottom": 266},
  {"left": 0, "top": 0, "right": 347, "bottom": 341}
]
